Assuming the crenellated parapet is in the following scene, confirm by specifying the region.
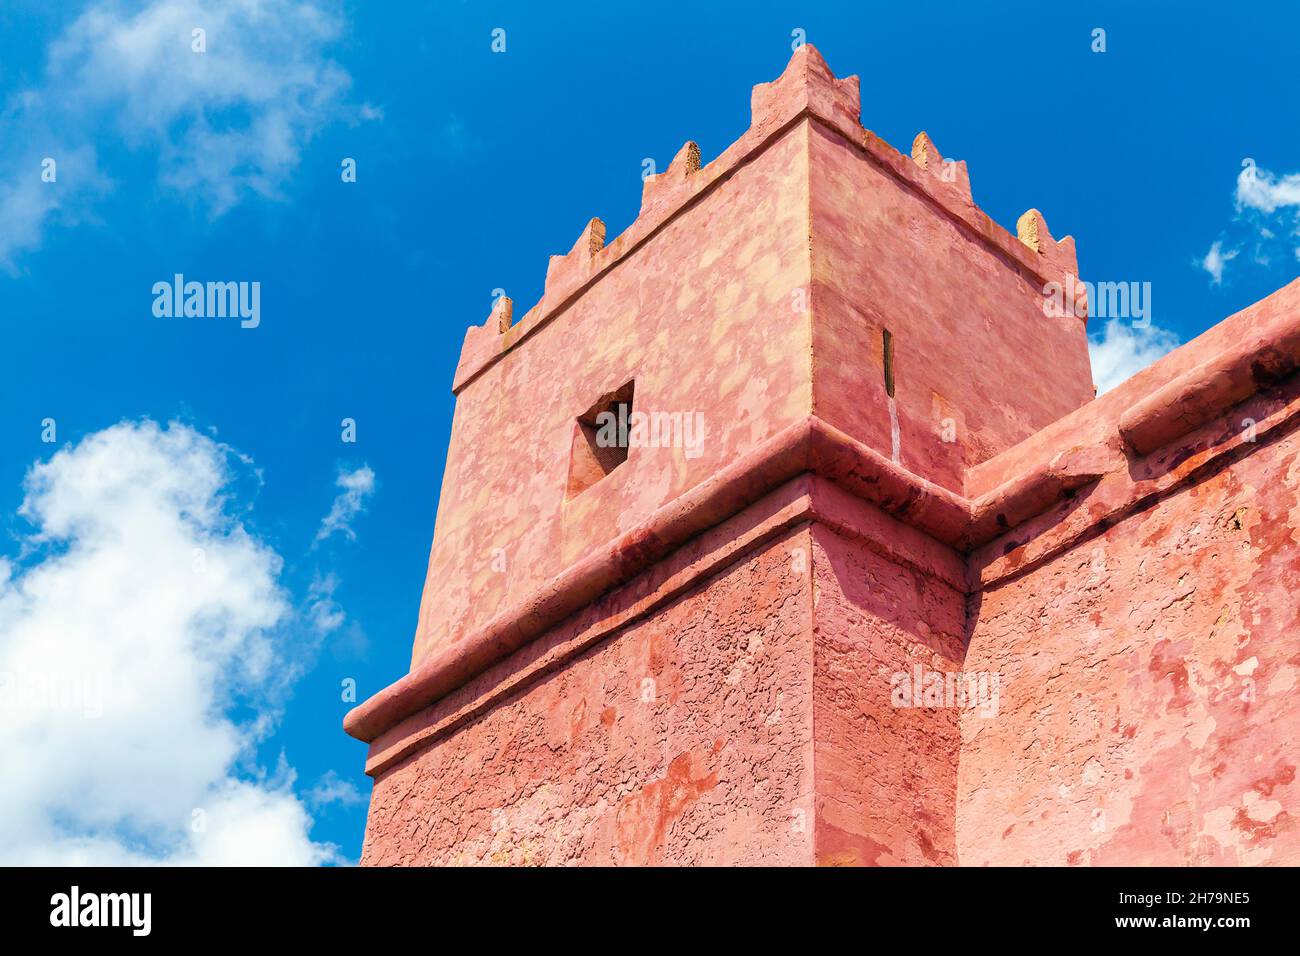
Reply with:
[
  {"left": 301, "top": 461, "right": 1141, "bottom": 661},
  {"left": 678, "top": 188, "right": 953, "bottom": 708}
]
[
  {"left": 749, "top": 42, "right": 863, "bottom": 142},
  {"left": 639, "top": 140, "right": 701, "bottom": 217},
  {"left": 452, "top": 44, "right": 1085, "bottom": 394}
]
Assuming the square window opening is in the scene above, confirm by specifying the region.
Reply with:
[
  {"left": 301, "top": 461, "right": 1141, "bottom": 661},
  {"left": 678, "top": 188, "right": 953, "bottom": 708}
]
[{"left": 566, "top": 380, "right": 635, "bottom": 498}]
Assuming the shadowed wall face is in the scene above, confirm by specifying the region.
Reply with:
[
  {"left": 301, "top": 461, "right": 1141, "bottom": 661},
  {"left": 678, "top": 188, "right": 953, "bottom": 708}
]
[
  {"left": 808, "top": 123, "right": 1093, "bottom": 493},
  {"left": 811, "top": 522, "right": 965, "bottom": 866}
]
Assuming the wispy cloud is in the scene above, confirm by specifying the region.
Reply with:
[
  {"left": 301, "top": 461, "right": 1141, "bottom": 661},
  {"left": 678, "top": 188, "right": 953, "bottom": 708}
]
[
  {"left": 1088, "top": 319, "right": 1180, "bottom": 395},
  {"left": 1198, "top": 160, "right": 1300, "bottom": 286},
  {"left": 0, "top": 0, "right": 365, "bottom": 268},
  {"left": 1199, "top": 239, "right": 1239, "bottom": 285},
  {"left": 305, "top": 572, "right": 345, "bottom": 634},
  {"left": 315, "top": 464, "right": 375, "bottom": 544},
  {"left": 307, "top": 770, "right": 365, "bottom": 809}
]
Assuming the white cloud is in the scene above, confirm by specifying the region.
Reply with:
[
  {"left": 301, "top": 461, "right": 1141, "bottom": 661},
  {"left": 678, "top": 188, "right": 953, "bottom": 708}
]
[
  {"left": 315, "top": 464, "right": 375, "bottom": 544},
  {"left": 307, "top": 770, "right": 364, "bottom": 809},
  {"left": 1088, "top": 319, "right": 1181, "bottom": 395},
  {"left": 0, "top": 0, "right": 362, "bottom": 267},
  {"left": 1199, "top": 161, "right": 1300, "bottom": 284},
  {"left": 0, "top": 420, "right": 339, "bottom": 865},
  {"left": 306, "top": 572, "right": 346, "bottom": 634},
  {"left": 1200, "top": 239, "right": 1239, "bottom": 285},
  {"left": 305, "top": 573, "right": 369, "bottom": 660},
  {"left": 1236, "top": 163, "right": 1300, "bottom": 214}
]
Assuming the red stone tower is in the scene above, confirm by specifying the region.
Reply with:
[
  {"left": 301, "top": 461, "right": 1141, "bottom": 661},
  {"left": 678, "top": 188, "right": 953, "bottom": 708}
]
[{"left": 347, "top": 47, "right": 1300, "bottom": 865}]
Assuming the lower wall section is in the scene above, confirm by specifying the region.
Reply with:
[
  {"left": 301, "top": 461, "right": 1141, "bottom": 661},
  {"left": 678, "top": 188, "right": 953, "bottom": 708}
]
[
  {"left": 811, "top": 524, "right": 967, "bottom": 865},
  {"left": 359, "top": 426, "right": 1300, "bottom": 866},
  {"left": 958, "top": 428, "right": 1300, "bottom": 865},
  {"left": 361, "top": 527, "right": 815, "bottom": 865}
]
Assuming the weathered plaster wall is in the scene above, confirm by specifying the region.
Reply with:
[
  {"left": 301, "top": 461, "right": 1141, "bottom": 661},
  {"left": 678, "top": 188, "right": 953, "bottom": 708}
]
[
  {"left": 959, "top": 430, "right": 1300, "bottom": 865},
  {"left": 808, "top": 121, "right": 1093, "bottom": 491},
  {"left": 363, "top": 529, "right": 814, "bottom": 866},
  {"left": 352, "top": 43, "right": 1300, "bottom": 869},
  {"left": 411, "top": 123, "right": 815, "bottom": 669},
  {"left": 810, "top": 520, "right": 966, "bottom": 865}
]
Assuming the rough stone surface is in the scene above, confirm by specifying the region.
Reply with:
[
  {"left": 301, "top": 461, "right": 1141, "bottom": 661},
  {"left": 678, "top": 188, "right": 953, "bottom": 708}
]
[
  {"left": 362, "top": 530, "right": 814, "bottom": 866},
  {"left": 411, "top": 122, "right": 813, "bottom": 671},
  {"left": 812, "top": 521, "right": 965, "bottom": 865},
  {"left": 960, "top": 430, "right": 1300, "bottom": 866},
  {"left": 350, "top": 45, "right": 1300, "bottom": 866}
]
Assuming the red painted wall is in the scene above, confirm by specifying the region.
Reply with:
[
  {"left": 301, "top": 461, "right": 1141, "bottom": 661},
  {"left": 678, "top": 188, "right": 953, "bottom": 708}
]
[
  {"left": 960, "top": 423, "right": 1300, "bottom": 866},
  {"left": 808, "top": 123, "right": 1093, "bottom": 493},
  {"left": 411, "top": 123, "right": 814, "bottom": 670},
  {"left": 351, "top": 44, "right": 1300, "bottom": 868},
  {"left": 363, "top": 528, "right": 813, "bottom": 866},
  {"left": 811, "top": 519, "right": 965, "bottom": 865}
]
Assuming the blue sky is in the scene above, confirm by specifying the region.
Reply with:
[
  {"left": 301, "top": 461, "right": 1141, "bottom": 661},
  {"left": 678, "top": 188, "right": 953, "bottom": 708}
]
[{"left": 1, "top": 0, "right": 1297, "bottom": 864}]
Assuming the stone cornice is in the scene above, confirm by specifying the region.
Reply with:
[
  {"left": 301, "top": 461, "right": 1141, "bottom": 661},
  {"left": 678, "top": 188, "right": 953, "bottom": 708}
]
[{"left": 347, "top": 286, "right": 1300, "bottom": 747}]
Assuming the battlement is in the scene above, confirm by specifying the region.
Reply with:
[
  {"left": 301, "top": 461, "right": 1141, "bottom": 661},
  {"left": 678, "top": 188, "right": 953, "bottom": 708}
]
[
  {"left": 453, "top": 45, "right": 1085, "bottom": 395},
  {"left": 351, "top": 43, "right": 1105, "bottom": 743},
  {"left": 351, "top": 45, "right": 1300, "bottom": 867}
]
